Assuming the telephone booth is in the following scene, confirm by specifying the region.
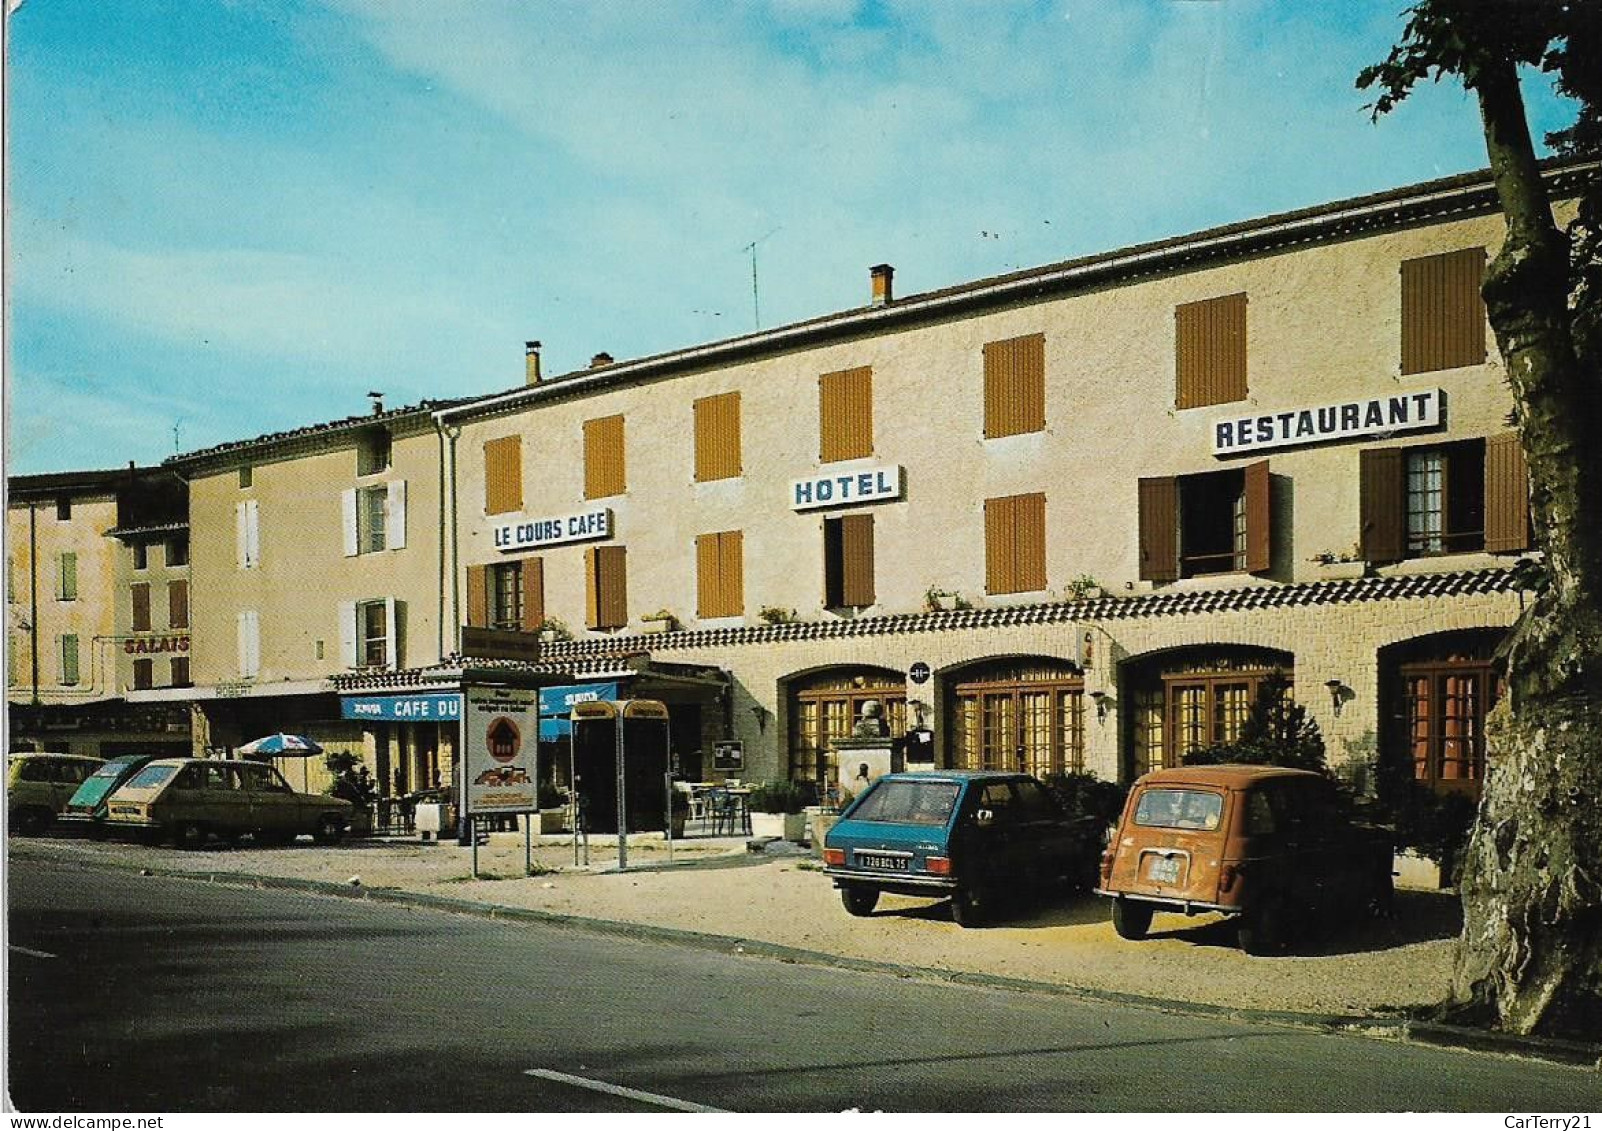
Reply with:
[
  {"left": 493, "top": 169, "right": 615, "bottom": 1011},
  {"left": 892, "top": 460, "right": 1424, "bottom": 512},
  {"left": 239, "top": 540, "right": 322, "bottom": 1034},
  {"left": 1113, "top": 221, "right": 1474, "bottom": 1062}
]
[{"left": 569, "top": 698, "right": 671, "bottom": 834}]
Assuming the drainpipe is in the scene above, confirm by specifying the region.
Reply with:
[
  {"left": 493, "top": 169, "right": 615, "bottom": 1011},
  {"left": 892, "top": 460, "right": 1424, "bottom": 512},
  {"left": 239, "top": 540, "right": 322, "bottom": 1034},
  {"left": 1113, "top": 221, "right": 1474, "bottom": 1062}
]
[
  {"left": 28, "top": 502, "right": 39, "bottom": 706},
  {"left": 435, "top": 418, "right": 462, "bottom": 658}
]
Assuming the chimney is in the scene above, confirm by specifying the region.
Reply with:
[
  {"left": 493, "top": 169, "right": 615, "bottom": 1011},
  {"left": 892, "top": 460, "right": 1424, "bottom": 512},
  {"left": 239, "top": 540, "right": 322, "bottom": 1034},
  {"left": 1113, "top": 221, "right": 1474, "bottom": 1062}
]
[
  {"left": 524, "top": 340, "right": 543, "bottom": 384},
  {"left": 590, "top": 351, "right": 614, "bottom": 368},
  {"left": 367, "top": 390, "right": 385, "bottom": 415},
  {"left": 870, "top": 263, "right": 894, "bottom": 306}
]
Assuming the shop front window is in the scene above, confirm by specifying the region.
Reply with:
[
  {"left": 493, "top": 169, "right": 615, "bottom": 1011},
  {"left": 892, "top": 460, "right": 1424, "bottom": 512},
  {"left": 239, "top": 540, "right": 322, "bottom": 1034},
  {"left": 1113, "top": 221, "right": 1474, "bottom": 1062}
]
[
  {"left": 788, "top": 671, "right": 906, "bottom": 790},
  {"left": 950, "top": 661, "right": 1084, "bottom": 778},
  {"left": 1126, "top": 648, "right": 1292, "bottom": 777}
]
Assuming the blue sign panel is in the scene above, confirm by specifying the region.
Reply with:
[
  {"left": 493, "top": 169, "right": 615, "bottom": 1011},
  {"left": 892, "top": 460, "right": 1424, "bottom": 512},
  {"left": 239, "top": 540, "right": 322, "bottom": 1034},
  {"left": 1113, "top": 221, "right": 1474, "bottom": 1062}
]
[
  {"left": 537, "top": 682, "right": 619, "bottom": 741},
  {"left": 341, "top": 692, "right": 463, "bottom": 722}
]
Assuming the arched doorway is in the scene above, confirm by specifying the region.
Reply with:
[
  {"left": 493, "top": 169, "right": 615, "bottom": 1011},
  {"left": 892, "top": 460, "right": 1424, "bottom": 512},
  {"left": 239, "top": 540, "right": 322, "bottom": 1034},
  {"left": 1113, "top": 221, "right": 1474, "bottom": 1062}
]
[
  {"left": 1124, "top": 646, "right": 1294, "bottom": 777},
  {"left": 786, "top": 667, "right": 907, "bottom": 790},
  {"left": 1379, "top": 629, "right": 1505, "bottom": 797},
  {"left": 946, "top": 657, "right": 1085, "bottom": 776}
]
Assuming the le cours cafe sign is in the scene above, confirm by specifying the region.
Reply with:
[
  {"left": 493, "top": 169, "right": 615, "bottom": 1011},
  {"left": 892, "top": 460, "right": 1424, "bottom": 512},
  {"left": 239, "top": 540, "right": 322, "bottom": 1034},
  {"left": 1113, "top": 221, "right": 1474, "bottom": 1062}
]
[
  {"left": 1212, "top": 390, "right": 1444, "bottom": 456},
  {"left": 493, "top": 507, "right": 612, "bottom": 552}
]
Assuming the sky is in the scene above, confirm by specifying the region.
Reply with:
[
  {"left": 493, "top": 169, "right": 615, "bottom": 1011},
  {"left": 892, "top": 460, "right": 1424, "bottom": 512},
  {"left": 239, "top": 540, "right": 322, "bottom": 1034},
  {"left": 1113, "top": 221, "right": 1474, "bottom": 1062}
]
[{"left": 3, "top": 0, "right": 1581, "bottom": 476}]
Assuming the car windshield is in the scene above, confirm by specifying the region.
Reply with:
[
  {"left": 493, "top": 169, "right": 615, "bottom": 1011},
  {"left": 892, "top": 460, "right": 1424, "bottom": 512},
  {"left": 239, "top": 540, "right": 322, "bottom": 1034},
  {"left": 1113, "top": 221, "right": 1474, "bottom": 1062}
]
[
  {"left": 1134, "top": 788, "right": 1223, "bottom": 830},
  {"left": 124, "top": 765, "right": 179, "bottom": 790},
  {"left": 90, "top": 761, "right": 134, "bottom": 780},
  {"left": 850, "top": 780, "right": 960, "bottom": 826}
]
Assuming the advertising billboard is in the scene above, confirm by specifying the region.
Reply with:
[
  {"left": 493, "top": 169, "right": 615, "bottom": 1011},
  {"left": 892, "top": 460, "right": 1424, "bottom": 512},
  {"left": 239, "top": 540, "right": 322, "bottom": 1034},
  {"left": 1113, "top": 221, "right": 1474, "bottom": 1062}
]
[{"left": 463, "top": 686, "right": 539, "bottom": 816}]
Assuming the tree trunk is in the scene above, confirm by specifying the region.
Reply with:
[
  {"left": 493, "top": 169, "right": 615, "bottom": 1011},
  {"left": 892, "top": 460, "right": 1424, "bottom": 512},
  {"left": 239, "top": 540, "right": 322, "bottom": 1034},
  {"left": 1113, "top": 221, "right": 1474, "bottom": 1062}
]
[{"left": 1446, "top": 61, "right": 1602, "bottom": 1039}]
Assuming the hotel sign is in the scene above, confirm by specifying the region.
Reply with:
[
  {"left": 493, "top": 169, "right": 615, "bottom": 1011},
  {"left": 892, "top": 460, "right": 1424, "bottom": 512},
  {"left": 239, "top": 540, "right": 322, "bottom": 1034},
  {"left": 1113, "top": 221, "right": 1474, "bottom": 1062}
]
[
  {"left": 790, "top": 464, "right": 903, "bottom": 511},
  {"left": 1213, "top": 390, "right": 1444, "bottom": 456},
  {"left": 493, "top": 507, "right": 612, "bottom": 552}
]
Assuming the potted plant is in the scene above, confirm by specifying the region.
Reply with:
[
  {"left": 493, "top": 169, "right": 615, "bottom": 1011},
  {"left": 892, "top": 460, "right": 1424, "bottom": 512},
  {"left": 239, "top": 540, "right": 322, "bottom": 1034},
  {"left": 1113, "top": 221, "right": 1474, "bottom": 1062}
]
[
  {"left": 538, "top": 616, "right": 574, "bottom": 644},
  {"left": 757, "top": 605, "right": 797, "bottom": 625},
  {"left": 641, "top": 608, "right": 679, "bottom": 634},
  {"left": 749, "top": 779, "right": 811, "bottom": 842}
]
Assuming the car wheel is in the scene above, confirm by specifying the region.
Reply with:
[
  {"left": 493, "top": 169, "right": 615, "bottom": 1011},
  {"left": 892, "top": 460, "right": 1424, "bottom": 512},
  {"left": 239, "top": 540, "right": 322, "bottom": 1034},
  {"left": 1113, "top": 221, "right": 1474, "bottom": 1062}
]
[
  {"left": 840, "top": 886, "right": 880, "bottom": 917},
  {"left": 172, "top": 822, "right": 206, "bottom": 850},
  {"left": 10, "top": 808, "right": 49, "bottom": 837},
  {"left": 312, "top": 815, "right": 345, "bottom": 845},
  {"left": 1368, "top": 870, "right": 1395, "bottom": 918},
  {"left": 1239, "top": 896, "right": 1291, "bottom": 956},
  {"left": 950, "top": 885, "right": 987, "bottom": 928},
  {"left": 1111, "top": 897, "right": 1153, "bottom": 940}
]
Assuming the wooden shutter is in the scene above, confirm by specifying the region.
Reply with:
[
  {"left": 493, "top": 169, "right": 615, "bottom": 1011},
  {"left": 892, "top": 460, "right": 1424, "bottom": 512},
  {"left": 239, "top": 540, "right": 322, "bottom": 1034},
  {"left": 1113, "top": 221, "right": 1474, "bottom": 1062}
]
[
  {"left": 519, "top": 558, "right": 545, "bottom": 632},
  {"left": 341, "top": 489, "right": 360, "bottom": 556},
  {"left": 983, "top": 333, "right": 1046, "bottom": 438},
  {"left": 696, "top": 532, "right": 743, "bottom": 618},
  {"left": 696, "top": 534, "right": 720, "bottom": 618},
  {"left": 984, "top": 493, "right": 1045, "bottom": 594},
  {"left": 1244, "top": 459, "right": 1272, "bottom": 574},
  {"left": 168, "top": 580, "right": 189, "bottom": 630},
  {"left": 386, "top": 480, "right": 407, "bottom": 550},
  {"left": 1360, "top": 448, "right": 1405, "bottom": 563},
  {"left": 1401, "top": 247, "right": 1487, "bottom": 375},
  {"left": 1138, "top": 477, "right": 1179, "bottom": 582},
  {"left": 984, "top": 496, "right": 1012, "bottom": 594},
  {"left": 1484, "top": 432, "right": 1532, "bottom": 553},
  {"left": 465, "top": 564, "right": 489, "bottom": 629},
  {"left": 694, "top": 392, "right": 741, "bottom": 481},
  {"left": 131, "top": 582, "right": 152, "bottom": 632},
  {"left": 819, "top": 367, "right": 873, "bottom": 462},
  {"left": 484, "top": 435, "right": 523, "bottom": 515},
  {"left": 584, "top": 415, "right": 626, "bottom": 498},
  {"left": 840, "top": 514, "right": 875, "bottom": 607},
  {"left": 1175, "top": 293, "right": 1247, "bottom": 409},
  {"left": 586, "top": 545, "right": 628, "bottom": 630}
]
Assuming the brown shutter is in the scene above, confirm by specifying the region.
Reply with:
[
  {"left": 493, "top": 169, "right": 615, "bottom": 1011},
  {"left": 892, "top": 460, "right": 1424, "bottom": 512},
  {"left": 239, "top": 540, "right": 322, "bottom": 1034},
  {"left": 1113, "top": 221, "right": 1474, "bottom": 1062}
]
[
  {"left": 819, "top": 367, "right": 873, "bottom": 462},
  {"left": 721, "top": 530, "right": 744, "bottom": 617},
  {"left": 984, "top": 495, "right": 1013, "bottom": 594},
  {"left": 131, "top": 582, "right": 152, "bottom": 632},
  {"left": 1402, "top": 248, "right": 1487, "bottom": 375},
  {"left": 584, "top": 415, "right": 626, "bottom": 498},
  {"left": 484, "top": 436, "right": 523, "bottom": 515},
  {"left": 466, "top": 564, "right": 489, "bottom": 629},
  {"left": 586, "top": 545, "right": 627, "bottom": 629},
  {"left": 1360, "top": 448, "right": 1405, "bottom": 563},
  {"left": 1138, "top": 477, "right": 1179, "bottom": 582},
  {"left": 694, "top": 392, "right": 741, "bottom": 481},
  {"left": 696, "top": 534, "right": 719, "bottom": 618},
  {"left": 1484, "top": 432, "right": 1532, "bottom": 553},
  {"left": 519, "top": 558, "right": 545, "bottom": 632},
  {"left": 983, "top": 333, "right": 1046, "bottom": 438},
  {"left": 168, "top": 580, "right": 190, "bottom": 630},
  {"left": 840, "top": 514, "right": 875, "bottom": 607},
  {"left": 1175, "top": 293, "right": 1247, "bottom": 409},
  {"left": 1014, "top": 491, "right": 1046, "bottom": 592},
  {"left": 1244, "top": 459, "right": 1272, "bottom": 574}
]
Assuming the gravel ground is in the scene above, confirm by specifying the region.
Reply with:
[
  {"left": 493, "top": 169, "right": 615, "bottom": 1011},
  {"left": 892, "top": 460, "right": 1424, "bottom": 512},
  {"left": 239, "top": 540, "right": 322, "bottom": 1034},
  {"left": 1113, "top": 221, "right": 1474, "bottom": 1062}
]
[{"left": 13, "top": 833, "right": 1463, "bottom": 1018}]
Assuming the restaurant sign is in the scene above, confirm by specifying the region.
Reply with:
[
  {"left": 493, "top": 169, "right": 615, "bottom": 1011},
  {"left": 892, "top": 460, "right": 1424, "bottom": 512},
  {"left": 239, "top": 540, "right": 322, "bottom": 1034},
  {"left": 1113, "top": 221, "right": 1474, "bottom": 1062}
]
[
  {"left": 463, "top": 686, "right": 538, "bottom": 816},
  {"left": 1213, "top": 390, "right": 1444, "bottom": 456},
  {"left": 493, "top": 507, "right": 612, "bottom": 552},
  {"left": 790, "top": 464, "right": 903, "bottom": 511},
  {"left": 341, "top": 692, "right": 462, "bottom": 722}
]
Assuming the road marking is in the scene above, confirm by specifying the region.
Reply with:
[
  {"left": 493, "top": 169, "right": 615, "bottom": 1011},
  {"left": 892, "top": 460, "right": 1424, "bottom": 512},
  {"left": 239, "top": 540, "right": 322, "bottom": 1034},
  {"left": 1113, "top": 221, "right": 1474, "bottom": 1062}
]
[
  {"left": 524, "top": 1069, "right": 726, "bottom": 1113},
  {"left": 9, "top": 945, "right": 57, "bottom": 959}
]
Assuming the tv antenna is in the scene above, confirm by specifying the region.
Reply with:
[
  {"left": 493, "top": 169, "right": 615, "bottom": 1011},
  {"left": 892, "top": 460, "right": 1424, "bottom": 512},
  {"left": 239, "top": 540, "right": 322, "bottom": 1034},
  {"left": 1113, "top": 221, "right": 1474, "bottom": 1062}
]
[{"left": 743, "top": 227, "right": 781, "bottom": 330}]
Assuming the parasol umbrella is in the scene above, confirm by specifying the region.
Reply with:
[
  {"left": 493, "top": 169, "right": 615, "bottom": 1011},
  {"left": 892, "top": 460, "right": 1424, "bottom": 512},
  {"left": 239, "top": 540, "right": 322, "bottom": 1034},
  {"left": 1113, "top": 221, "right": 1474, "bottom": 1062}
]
[{"left": 236, "top": 733, "right": 324, "bottom": 758}]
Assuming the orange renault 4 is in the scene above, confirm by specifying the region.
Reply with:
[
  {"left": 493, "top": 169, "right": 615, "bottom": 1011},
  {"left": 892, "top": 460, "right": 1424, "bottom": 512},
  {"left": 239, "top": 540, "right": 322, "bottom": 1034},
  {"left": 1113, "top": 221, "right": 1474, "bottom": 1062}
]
[{"left": 1096, "top": 765, "right": 1393, "bottom": 955}]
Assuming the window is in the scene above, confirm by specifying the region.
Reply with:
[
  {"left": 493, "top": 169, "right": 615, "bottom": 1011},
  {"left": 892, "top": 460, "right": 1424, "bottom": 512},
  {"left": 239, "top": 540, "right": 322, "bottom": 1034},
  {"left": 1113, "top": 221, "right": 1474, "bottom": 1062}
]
[
  {"left": 168, "top": 580, "right": 189, "bottom": 630},
  {"left": 491, "top": 563, "right": 522, "bottom": 630},
  {"left": 1138, "top": 461, "right": 1271, "bottom": 581},
  {"left": 695, "top": 531, "right": 744, "bottom": 619},
  {"left": 819, "top": 367, "right": 873, "bottom": 462},
  {"left": 236, "top": 500, "right": 260, "bottom": 570},
  {"left": 789, "top": 671, "right": 907, "bottom": 786},
  {"left": 57, "top": 552, "right": 78, "bottom": 601},
  {"left": 951, "top": 665, "right": 1085, "bottom": 777},
  {"left": 170, "top": 656, "right": 191, "bottom": 687},
  {"left": 1402, "top": 247, "right": 1487, "bottom": 375},
  {"left": 584, "top": 545, "right": 628, "bottom": 630},
  {"left": 341, "top": 598, "right": 402, "bottom": 668},
  {"left": 1175, "top": 293, "right": 1247, "bottom": 409},
  {"left": 823, "top": 514, "right": 875, "bottom": 608},
  {"left": 237, "top": 610, "right": 260, "bottom": 678},
  {"left": 1384, "top": 632, "right": 1501, "bottom": 796},
  {"left": 56, "top": 497, "right": 71, "bottom": 521},
  {"left": 131, "top": 582, "right": 152, "bottom": 632},
  {"left": 584, "top": 415, "right": 627, "bottom": 499},
  {"left": 132, "top": 658, "right": 154, "bottom": 691},
  {"left": 983, "top": 492, "right": 1046, "bottom": 595},
  {"left": 1128, "top": 649, "right": 1291, "bottom": 775},
  {"left": 342, "top": 483, "right": 407, "bottom": 555},
  {"left": 59, "top": 635, "right": 80, "bottom": 685},
  {"left": 465, "top": 558, "right": 544, "bottom": 632},
  {"left": 357, "top": 428, "right": 392, "bottom": 476},
  {"left": 1360, "top": 434, "right": 1527, "bottom": 562},
  {"left": 360, "top": 600, "right": 388, "bottom": 666},
  {"left": 238, "top": 466, "right": 253, "bottom": 489},
  {"left": 484, "top": 435, "right": 523, "bottom": 515},
  {"left": 132, "top": 543, "right": 149, "bottom": 571},
  {"left": 694, "top": 392, "right": 742, "bottom": 481},
  {"left": 165, "top": 537, "right": 189, "bottom": 567},
  {"left": 983, "top": 333, "right": 1045, "bottom": 439}
]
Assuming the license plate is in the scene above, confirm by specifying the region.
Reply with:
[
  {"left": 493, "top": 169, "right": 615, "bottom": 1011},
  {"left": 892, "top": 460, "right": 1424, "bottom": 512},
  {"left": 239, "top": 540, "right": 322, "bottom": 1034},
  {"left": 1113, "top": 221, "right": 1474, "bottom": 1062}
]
[
  {"left": 1147, "top": 855, "right": 1181, "bottom": 883},
  {"left": 856, "top": 853, "right": 909, "bottom": 871}
]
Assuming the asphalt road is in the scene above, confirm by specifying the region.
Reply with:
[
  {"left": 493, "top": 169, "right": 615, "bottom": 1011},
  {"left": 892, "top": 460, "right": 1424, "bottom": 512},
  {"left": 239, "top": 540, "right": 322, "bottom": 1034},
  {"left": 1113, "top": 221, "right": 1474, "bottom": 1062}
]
[{"left": 7, "top": 857, "right": 1600, "bottom": 1113}]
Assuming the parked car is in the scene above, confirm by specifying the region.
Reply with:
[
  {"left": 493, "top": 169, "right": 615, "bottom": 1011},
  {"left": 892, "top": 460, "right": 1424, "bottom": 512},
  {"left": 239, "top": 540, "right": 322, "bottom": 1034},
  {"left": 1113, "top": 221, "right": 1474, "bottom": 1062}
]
[
  {"left": 7, "top": 753, "right": 106, "bottom": 835},
  {"left": 1096, "top": 764, "right": 1393, "bottom": 955},
  {"left": 822, "top": 770, "right": 1104, "bottom": 927},
  {"left": 57, "top": 753, "right": 171, "bottom": 832},
  {"left": 102, "top": 757, "right": 353, "bottom": 848}
]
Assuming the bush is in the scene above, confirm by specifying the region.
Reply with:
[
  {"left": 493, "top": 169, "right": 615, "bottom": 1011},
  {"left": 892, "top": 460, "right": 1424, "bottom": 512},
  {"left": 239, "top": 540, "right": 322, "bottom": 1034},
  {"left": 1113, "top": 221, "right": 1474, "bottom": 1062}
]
[
  {"left": 747, "top": 779, "right": 811, "bottom": 814},
  {"left": 1361, "top": 749, "right": 1480, "bottom": 878},
  {"left": 1041, "top": 771, "right": 1130, "bottom": 826},
  {"left": 1183, "top": 671, "right": 1328, "bottom": 773}
]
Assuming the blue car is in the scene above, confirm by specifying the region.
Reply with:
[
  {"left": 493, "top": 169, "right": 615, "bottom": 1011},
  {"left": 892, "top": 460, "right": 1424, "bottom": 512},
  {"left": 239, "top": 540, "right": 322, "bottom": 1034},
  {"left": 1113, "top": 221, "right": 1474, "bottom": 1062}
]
[
  {"left": 57, "top": 753, "right": 169, "bottom": 832},
  {"left": 822, "top": 770, "right": 1103, "bottom": 927}
]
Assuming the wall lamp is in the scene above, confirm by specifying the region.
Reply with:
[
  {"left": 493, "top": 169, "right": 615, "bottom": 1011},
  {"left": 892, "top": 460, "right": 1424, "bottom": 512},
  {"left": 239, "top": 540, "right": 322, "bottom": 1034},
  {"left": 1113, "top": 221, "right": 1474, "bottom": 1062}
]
[
  {"left": 1324, "top": 679, "right": 1347, "bottom": 716},
  {"left": 1088, "top": 690, "right": 1114, "bottom": 723},
  {"left": 750, "top": 704, "right": 771, "bottom": 733}
]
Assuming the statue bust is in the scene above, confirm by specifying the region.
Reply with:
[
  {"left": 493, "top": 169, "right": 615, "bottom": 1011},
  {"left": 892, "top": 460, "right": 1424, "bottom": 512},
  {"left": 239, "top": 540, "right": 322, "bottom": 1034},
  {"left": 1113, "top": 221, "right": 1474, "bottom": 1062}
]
[{"left": 853, "top": 699, "right": 890, "bottom": 737}]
